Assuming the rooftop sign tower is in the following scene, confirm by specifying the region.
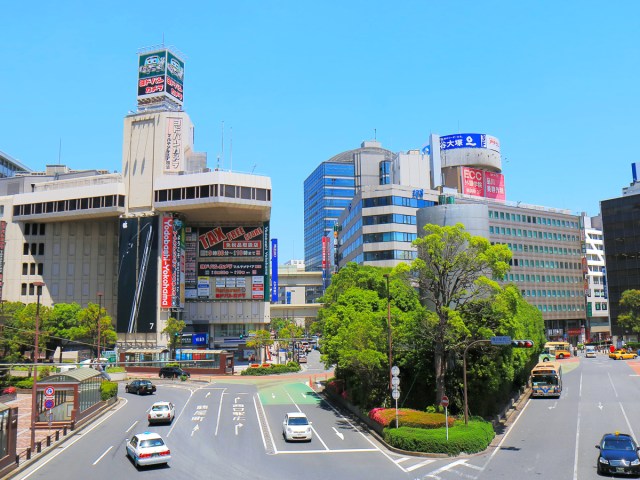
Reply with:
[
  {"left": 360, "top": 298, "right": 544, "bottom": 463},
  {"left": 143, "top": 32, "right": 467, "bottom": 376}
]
[{"left": 137, "top": 46, "right": 185, "bottom": 111}]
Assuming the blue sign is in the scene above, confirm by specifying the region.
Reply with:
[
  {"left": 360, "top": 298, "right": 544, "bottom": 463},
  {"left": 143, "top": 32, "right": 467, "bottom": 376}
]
[
  {"left": 490, "top": 336, "right": 512, "bottom": 346},
  {"left": 192, "top": 333, "right": 208, "bottom": 346},
  {"left": 286, "top": 291, "right": 291, "bottom": 304},
  {"left": 440, "top": 133, "right": 489, "bottom": 151},
  {"left": 412, "top": 189, "right": 424, "bottom": 200},
  {"left": 271, "top": 239, "right": 278, "bottom": 302}
]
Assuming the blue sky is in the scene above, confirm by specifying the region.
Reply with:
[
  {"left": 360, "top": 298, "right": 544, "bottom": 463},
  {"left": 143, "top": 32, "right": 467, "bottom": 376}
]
[{"left": 2, "top": 1, "right": 638, "bottom": 263}]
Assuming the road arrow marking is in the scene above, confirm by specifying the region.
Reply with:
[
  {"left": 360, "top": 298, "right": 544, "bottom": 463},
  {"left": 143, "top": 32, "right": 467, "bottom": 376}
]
[
  {"left": 302, "top": 393, "right": 307, "bottom": 399},
  {"left": 598, "top": 402, "right": 604, "bottom": 411},
  {"left": 206, "top": 392, "right": 211, "bottom": 398},
  {"left": 235, "top": 423, "right": 244, "bottom": 435},
  {"left": 332, "top": 427, "right": 344, "bottom": 440},
  {"left": 548, "top": 401, "right": 558, "bottom": 410},
  {"left": 191, "top": 424, "right": 200, "bottom": 437},
  {"left": 235, "top": 396, "right": 241, "bottom": 403}
]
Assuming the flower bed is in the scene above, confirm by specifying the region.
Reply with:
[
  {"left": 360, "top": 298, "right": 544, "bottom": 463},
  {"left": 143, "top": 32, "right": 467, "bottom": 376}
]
[{"left": 369, "top": 407, "right": 454, "bottom": 429}]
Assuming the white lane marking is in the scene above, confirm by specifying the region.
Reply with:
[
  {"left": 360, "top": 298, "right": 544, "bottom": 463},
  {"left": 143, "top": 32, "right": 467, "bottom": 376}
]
[
  {"left": 315, "top": 390, "right": 408, "bottom": 472},
  {"left": 598, "top": 402, "right": 603, "bottom": 410},
  {"left": 482, "top": 395, "right": 532, "bottom": 469},
  {"left": 608, "top": 372, "right": 619, "bottom": 398},
  {"left": 253, "top": 393, "right": 271, "bottom": 452},
  {"left": 191, "top": 424, "right": 199, "bottom": 437},
  {"left": 167, "top": 386, "right": 196, "bottom": 438},
  {"left": 572, "top": 372, "right": 583, "bottom": 480},
  {"left": 463, "top": 462, "right": 483, "bottom": 470},
  {"left": 394, "top": 457, "right": 410, "bottom": 463},
  {"left": 206, "top": 392, "right": 211, "bottom": 397},
  {"left": 125, "top": 420, "right": 138, "bottom": 433},
  {"left": 620, "top": 403, "right": 637, "bottom": 440},
  {"left": 424, "top": 459, "right": 467, "bottom": 478},
  {"left": 20, "top": 398, "right": 128, "bottom": 479},
  {"left": 92, "top": 446, "right": 113, "bottom": 465},
  {"left": 285, "top": 390, "right": 330, "bottom": 451},
  {"left": 405, "top": 458, "right": 436, "bottom": 472},
  {"left": 215, "top": 389, "right": 226, "bottom": 436},
  {"left": 548, "top": 401, "right": 558, "bottom": 410},
  {"left": 332, "top": 427, "right": 344, "bottom": 440},
  {"left": 276, "top": 448, "right": 378, "bottom": 454}
]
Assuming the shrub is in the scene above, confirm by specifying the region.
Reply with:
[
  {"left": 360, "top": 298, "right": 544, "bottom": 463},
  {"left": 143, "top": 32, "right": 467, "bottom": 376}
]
[
  {"left": 240, "top": 363, "right": 301, "bottom": 376},
  {"left": 383, "top": 420, "right": 495, "bottom": 456},
  {"left": 369, "top": 408, "right": 454, "bottom": 429},
  {"left": 2, "top": 386, "right": 16, "bottom": 395},
  {"left": 100, "top": 381, "right": 118, "bottom": 400},
  {"left": 15, "top": 378, "right": 34, "bottom": 389}
]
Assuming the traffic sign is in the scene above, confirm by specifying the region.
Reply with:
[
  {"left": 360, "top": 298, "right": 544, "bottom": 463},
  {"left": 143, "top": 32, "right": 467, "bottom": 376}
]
[
  {"left": 392, "top": 390, "right": 400, "bottom": 400},
  {"left": 391, "top": 366, "right": 400, "bottom": 377},
  {"left": 391, "top": 376, "right": 400, "bottom": 387},
  {"left": 44, "top": 398, "right": 55, "bottom": 409},
  {"left": 490, "top": 336, "right": 512, "bottom": 346},
  {"left": 441, "top": 395, "right": 449, "bottom": 407},
  {"left": 44, "top": 386, "right": 55, "bottom": 397}
]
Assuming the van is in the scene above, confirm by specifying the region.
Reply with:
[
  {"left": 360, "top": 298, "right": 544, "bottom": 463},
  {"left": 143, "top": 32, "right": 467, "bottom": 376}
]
[{"left": 586, "top": 345, "right": 597, "bottom": 358}]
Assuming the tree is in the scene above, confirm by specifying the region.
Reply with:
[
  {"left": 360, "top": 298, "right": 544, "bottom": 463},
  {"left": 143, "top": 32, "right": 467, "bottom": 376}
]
[
  {"left": 246, "top": 330, "right": 274, "bottom": 363},
  {"left": 162, "top": 317, "right": 186, "bottom": 360},
  {"left": 72, "top": 302, "right": 117, "bottom": 357},
  {"left": 46, "top": 303, "right": 82, "bottom": 362},
  {"left": 618, "top": 290, "right": 640, "bottom": 334},
  {"left": 411, "top": 223, "right": 512, "bottom": 404}
]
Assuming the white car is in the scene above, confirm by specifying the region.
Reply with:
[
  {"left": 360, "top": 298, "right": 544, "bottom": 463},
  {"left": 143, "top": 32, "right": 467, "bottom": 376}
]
[
  {"left": 585, "top": 346, "right": 597, "bottom": 358},
  {"left": 282, "top": 412, "right": 312, "bottom": 442},
  {"left": 125, "top": 432, "right": 171, "bottom": 468},
  {"left": 148, "top": 401, "right": 176, "bottom": 424}
]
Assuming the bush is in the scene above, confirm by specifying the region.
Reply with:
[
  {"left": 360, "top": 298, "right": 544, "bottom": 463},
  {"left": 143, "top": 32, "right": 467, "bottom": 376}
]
[
  {"left": 241, "top": 363, "right": 301, "bottom": 376},
  {"left": 14, "top": 378, "right": 34, "bottom": 389},
  {"left": 100, "top": 381, "right": 118, "bottom": 400},
  {"left": 383, "top": 419, "right": 495, "bottom": 456},
  {"left": 369, "top": 408, "right": 454, "bottom": 429}
]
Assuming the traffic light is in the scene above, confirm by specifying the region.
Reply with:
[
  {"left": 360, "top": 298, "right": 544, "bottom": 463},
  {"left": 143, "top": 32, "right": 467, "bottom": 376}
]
[
  {"left": 512, "top": 340, "right": 534, "bottom": 348},
  {"left": 239, "top": 333, "right": 244, "bottom": 339}
]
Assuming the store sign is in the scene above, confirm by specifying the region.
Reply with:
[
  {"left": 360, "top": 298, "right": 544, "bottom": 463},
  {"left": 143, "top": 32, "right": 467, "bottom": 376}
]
[
  {"left": 160, "top": 215, "right": 174, "bottom": 308},
  {"left": 440, "top": 133, "right": 500, "bottom": 152},
  {"left": 165, "top": 117, "right": 184, "bottom": 172},
  {"left": 137, "top": 49, "right": 184, "bottom": 107},
  {"left": 271, "top": 239, "right": 278, "bottom": 302},
  {"left": 461, "top": 167, "right": 506, "bottom": 201}
]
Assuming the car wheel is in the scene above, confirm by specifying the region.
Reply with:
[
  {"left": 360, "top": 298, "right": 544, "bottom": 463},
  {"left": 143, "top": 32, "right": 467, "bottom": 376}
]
[
  {"left": 543, "top": 357, "right": 549, "bottom": 362},
  {"left": 635, "top": 355, "right": 638, "bottom": 359},
  {"left": 558, "top": 354, "right": 565, "bottom": 359}
]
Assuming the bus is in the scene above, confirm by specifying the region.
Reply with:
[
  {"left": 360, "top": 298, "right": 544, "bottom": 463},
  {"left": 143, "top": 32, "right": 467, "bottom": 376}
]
[
  {"left": 531, "top": 362, "right": 563, "bottom": 398},
  {"left": 540, "top": 341, "right": 572, "bottom": 361}
]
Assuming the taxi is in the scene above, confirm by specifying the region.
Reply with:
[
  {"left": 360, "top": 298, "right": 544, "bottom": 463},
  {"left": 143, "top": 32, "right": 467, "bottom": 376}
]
[{"left": 609, "top": 349, "right": 638, "bottom": 360}]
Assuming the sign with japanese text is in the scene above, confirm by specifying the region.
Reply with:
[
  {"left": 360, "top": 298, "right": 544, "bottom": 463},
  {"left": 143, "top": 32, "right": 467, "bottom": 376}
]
[
  {"left": 440, "top": 133, "right": 500, "bottom": 152},
  {"left": 165, "top": 117, "right": 184, "bottom": 172},
  {"left": 137, "top": 49, "right": 184, "bottom": 107},
  {"left": 160, "top": 215, "right": 174, "bottom": 308},
  {"left": 461, "top": 167, "right": 484, "bottom": 197},
  {"left": 484, "top": 171, "right": 506, "bottom": 201},
  {"left": 271, "top": 239, "right": 278, "bottom": 302}
]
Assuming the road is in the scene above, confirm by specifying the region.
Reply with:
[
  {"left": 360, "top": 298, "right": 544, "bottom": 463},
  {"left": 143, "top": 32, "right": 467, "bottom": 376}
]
[{"left": 10, "top": 352, "right": 636, "bottom": 480}]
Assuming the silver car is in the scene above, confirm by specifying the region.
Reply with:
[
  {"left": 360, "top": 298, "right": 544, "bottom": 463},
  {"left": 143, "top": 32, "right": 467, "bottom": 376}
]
[
  {"left": 125, "top": 432, "right": 171, "bottom": 468},
  {"left": 282, "top": 412, "right": 312, "bottom": 442}
]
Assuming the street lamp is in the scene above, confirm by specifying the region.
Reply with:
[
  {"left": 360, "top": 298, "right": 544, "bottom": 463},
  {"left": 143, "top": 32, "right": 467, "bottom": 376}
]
[
  {"left": 383, "top": 274, "right": 392, "bottom": 391},
  {"left": 96, "top": 292, "right": 103, "bottom": 362},
  {"left": 31, "top": 281, "right": 45, "bottom": 452}
]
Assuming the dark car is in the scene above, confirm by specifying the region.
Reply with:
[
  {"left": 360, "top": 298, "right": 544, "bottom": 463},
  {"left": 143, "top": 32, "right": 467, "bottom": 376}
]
[
  {"left": 596, "top": 432, "right": 640, "bottom": 476},
  {"left": 159, "top": 366, "right": 191, "bottom": 379},
  {"left": 125, "top": 379, "right": 156, "bottom": 395}
]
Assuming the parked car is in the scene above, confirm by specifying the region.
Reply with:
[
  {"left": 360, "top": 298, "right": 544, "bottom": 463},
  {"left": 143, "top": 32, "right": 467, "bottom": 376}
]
[
  {"left": 282, "top": 412, "right": 312, "bottom": 442},
  {"left": 609, "top": 349, "right": 638, "bottom": 360},
  {"left": 125, "top": 379, "right": 156, "bottom": 395},
  {"left": 125, "top": 431, "right": 171, "bottom": 468},
  {"left": 596, "top": 432, "right": 640, "bottom": 476},
  {"left": 159, "top": 366, "right": 191, "bottom": 379},
  {"left": 148, "top": 401, "right": 176, "bottom": 424}
]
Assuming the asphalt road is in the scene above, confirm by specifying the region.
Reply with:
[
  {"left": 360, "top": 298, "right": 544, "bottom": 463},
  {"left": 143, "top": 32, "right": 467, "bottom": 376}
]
[{"left": 11, "top": 352, "right": 636, "bottom": 480}]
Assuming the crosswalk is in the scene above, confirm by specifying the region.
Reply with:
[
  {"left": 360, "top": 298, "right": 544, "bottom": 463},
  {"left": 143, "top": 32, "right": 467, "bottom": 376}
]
[{"left": 389, "top": 455, "right": 486, "bottom": 478}]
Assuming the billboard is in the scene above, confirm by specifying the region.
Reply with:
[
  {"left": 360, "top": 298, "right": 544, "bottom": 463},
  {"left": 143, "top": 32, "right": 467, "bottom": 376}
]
[
  {"left": 137, "top": 49, "right": 184, "bottom": 107},
  {"left": 440, "top": 133, "right": 500, "bottom": 153},
  {"left": 271, "top": 239, "right": 278, "bottom": 302},
  {"left": 185, "top": 224, "right": 269, "bottom": 300},
  {"left": 461, "top": 167, "right": 506, "bottom": 201},
  {"left": 165, "top": 117, "right": 184, "bottom": 172},
  {"left": 160, "top": 215, "right": 174, "bottom": 308}
]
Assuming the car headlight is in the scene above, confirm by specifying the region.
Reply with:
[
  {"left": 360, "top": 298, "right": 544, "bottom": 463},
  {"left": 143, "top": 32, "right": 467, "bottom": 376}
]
[
  {"left": 287, "top": 428, "right": 292, "bottom": 433},
  {"left": 631, "top": 459, "right": 640, "bottom": 466},
  {"left": 599, "top": 457, "right": 609, "bottom": 464}
]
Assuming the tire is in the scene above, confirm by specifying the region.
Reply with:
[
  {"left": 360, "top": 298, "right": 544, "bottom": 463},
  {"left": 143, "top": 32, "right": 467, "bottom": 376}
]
[
  {"left": 558, "top": 354, "right": 565, "bottom": 359},
  {"left": 543, "top": 358, "right": 549, "bottom": 362}
]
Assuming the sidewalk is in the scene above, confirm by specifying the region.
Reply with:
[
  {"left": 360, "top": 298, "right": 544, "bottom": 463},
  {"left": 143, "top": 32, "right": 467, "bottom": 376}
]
[{"left": 6, "top": 393, "right": 65, "bottom": 456}]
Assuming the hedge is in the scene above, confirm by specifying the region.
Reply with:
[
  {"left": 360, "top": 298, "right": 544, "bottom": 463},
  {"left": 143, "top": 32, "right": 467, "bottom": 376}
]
[
  {"left": 383, "top": 419, "right": 495, "bottom": 456},
  {"left": 100, "top": 381, "right": 118, "bottom": 400},
  {"left": 369, "top": 408, "right": 454, "bottom": 429},
  {"left": 241, "top": 362, "right": 301, "bottom": 376}
]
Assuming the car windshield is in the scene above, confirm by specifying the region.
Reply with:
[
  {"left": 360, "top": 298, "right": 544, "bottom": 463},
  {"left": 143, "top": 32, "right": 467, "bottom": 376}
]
[
  {"left": 603, "top": 439, "right": 635, "bottom": 451},
  {"left": 140, "top": 381, "right": 151, "bottom": 386},
  {"left": 140, "top": 438, "right": 165, "bottom": 448},
  {"left": 152, "top": 405, "right": 169, "bottom": 412},
  {"left": 288, "top": 417, "right": 308, "bottom": 426}
]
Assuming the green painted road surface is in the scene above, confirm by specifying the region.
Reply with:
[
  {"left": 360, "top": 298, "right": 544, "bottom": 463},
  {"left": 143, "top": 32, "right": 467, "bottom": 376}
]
[{"left": 259, "top": 381, "right": 322, "bottom": 406}]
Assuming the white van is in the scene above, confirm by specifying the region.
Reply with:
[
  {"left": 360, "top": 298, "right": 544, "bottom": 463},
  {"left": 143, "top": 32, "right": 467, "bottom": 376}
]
[{"left": 585, "top": 345, "right": 597, "bottom": 358}]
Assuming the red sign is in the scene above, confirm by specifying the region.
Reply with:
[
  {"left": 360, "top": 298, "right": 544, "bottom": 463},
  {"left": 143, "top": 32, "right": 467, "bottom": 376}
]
[
  {"left": 441, "top": 395, "right": 449, "bottom": 407},
  {"left": 461, "top": 167, "right": 484, "bottom": 197},
  {"left": 484, "top": 171, "right": 506, "bottom": 201},
  {"left": 160, "top": 215, "right": 174, "bottom": 308},
  {"left": 321, "top": 236, "right": 329, "bottom": 270}
]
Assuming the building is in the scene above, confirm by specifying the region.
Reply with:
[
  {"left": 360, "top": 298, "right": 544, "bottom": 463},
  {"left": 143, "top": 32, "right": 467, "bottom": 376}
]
[
  {"left": 0, "top": 150, "right": 31, "bottom": 178},
  {"left": 0, "top": 47, "right": 272, "bottom": 359},
  {"left": 581, "top": 214, "right": 610, "bottom": 341},
  {"left": 601, "top": 164, "right": 640, "bottom": 343}
]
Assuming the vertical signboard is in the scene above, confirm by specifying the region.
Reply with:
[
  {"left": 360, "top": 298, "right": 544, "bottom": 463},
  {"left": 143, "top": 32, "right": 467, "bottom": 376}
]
[
  {"left": 165, "top": 117, "right": 184, "bottom": 172},
  {"left": 165, "top": 51, "right": 184, "bottom": 103},
  {"left": 137, "top": 49, "right": 184, "bottom": 108},
  {"left": 484, "top": 171, "right": 506, "bottom": 201},
  {"left": 461, "top": 167, "right": 485, "bottom": 197},
  {"left": 160, "top": 215, "right": 174, "bottom": 308},
  {"left": 271, "top": 238, "right": 278, "bottom": 302},
  {"left": 0, "top": 221, "right": 6, "bottom": 302}
]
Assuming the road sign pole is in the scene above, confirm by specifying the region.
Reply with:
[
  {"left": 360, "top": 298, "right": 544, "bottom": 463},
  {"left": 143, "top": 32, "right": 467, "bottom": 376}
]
[{"left": 445, "top": 406, "right": 448, "bottom": 441}]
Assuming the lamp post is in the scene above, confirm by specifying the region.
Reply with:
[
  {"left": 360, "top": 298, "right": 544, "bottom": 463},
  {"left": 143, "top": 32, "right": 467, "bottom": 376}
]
[
  {"left": 463, "top": 339, "right": 490, "bottom": 425},
  {"left": 383, "top": 274, "right": 392, "bottom": 391},
  {"left": 31, "top": 281, "right": 45, "bottom": 452},
  {"left": 96, "top": 292, "right": 103, "bottom": 362}
]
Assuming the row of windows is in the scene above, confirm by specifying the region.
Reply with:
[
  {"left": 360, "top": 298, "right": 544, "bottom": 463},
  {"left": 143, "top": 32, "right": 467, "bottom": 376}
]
[
  {"left": 23, "top": 243, "right": 44, "bottom": 256},
  {"left": 363, "top": 196, "right": 433, "bottom": 209},
  {"left": 341, "top": 232, "right": 362, "bottom": 259},
  {"left": 594, "top": 302, "right": 608, "bottom": 310},
  {"left": 364, "top": 232, "right": 417, "bottom": 243},
  {"left": 511, "top": 258, "right": 582, "bottom": 269},
  {"left": 535, "top": 304, "right": 586, "bottom": 312},
  {"left": 363, "top": 214, "right": 416, "bottom": 226},
  {"left": 490, "top": 225, "right": 578, "bottom": 242},
  {"left": 24, "top": 223, "right": 45, "bottom": 235},
  {"left": 364, "top": 250, "right": 417, "bottom": 261},
  {"left": 20, "top": 283, "right": 43, "bottom": 296},
  {"left": 22, "top": 262, "right": 44, "bottom": 275},
  {"left": 14, "top": 195, "right": 125, "bottom": 217},
  {"left": 518, "top": 288, "right": 583, "bottom": 298},
  {"left": 505, "top": 243, "right": 581, "bottom": 256},
  {"left": 155, "top": 184, "right": 271, "bottom": 203},
  {"left": 504, "top": 273, "right": 582, "bottom": 284},
  {"left": 489, "top": 210, "right": 578, "bottom": 229},
  {"left": 341, "top": 219, "right": 363, "bottom": 253},
  {"left": 341, "top": 201, "right": 362, "bottom": 228},
  {"left": 589, "top": 289, "right": 607, "bottom": 297}
]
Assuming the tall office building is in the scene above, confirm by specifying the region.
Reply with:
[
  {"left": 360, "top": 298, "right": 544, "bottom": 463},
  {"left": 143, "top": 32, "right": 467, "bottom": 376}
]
[
  {"left": 303, "top": 141, "right": 393, "bottom": 276},
  {"left": 581, "top": 214, "right": 610, "bottom": 341}
]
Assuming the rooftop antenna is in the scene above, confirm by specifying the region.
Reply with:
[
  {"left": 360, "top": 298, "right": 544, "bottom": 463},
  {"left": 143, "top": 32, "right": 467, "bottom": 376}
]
[
  {"left": 251, "top": 164, "right": 257, "bottom": 174},
  {"left": 58, "top": 138, "right": 62, "bottom": 165},
  {"left": 162, "top": 33, "right": 165, "bottom": 47},
  {"left": 374, "top": 128, "right": 377, "bottom": 140},
  {"left": 221, "top": 120, "right": 224, "bottom": 171},
  {"left": 216, "top": 155, "right": 220, "bottom": 171},
  {"left": 230, "top": 126, "right": 233, "bottom": 172}
]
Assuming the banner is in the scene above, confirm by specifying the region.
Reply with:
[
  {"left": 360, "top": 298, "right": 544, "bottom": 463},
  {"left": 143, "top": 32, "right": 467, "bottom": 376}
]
[
  {"left": 271, "top": 239, "right": 278, "bottom": 302},
  {"left": 160, "top": 215, "right": 174, "bottom": 308}
]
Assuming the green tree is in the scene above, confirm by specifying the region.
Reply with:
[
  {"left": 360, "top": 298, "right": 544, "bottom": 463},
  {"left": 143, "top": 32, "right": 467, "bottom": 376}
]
[
  {"left": 246, "top": 330, "right": 274, "bottom": 363},
  {"left": 162, "top": 317, "right": 186, "bottom": 360},
  {"left": 618, "top": 290, "right": 640, "bottom": 334},
  {"left": 46, "top": 303, "right": 82, "bottom": 362},
  {"left": 411, "top": 223, "right": 512, "bottom": 404},
  {"left": 71, "top": 302, "right": 116, "bottom": 357}
]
